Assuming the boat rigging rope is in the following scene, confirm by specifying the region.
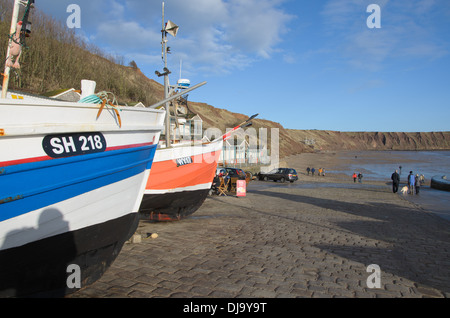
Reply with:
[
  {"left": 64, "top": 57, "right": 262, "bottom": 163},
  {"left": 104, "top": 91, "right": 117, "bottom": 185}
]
[
  {"left": 94, "top": 91, "right": 122, "bottom": 128},
  {"left": 78, "top": 91, "right": 122, "bottom": 127}
]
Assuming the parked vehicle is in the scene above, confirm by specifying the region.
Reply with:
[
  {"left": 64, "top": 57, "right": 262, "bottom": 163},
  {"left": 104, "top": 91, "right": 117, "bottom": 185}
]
[
  {"left": 258, "top": 168, "right": 298, "bottom": 183},
  {"left": 225, "top": 167, "right": 248, "bottom": 181}
]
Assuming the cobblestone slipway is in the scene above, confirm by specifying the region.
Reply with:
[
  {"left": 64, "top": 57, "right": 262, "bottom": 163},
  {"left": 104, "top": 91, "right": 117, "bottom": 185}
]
[{"left": 70, "top": 181, "right": 450, "bottom": 299}]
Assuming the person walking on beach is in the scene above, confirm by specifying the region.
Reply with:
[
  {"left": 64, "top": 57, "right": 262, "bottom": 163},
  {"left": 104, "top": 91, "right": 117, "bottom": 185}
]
[
  {"left": 391, "top": 169, "right": 400, "bottom": 193},
  {"left": 358, "top": 172, "right": 363, "bottom": 183},
  {"left": 311, "top": 168, "right": 315, "bottom": 176},
  {"left": 352, "top": 172, "right": 357, "bottom": 183},
  {"left": 419, "top": 174, "right": 425, "bottom": 185},
  {"left": 306, "top": 167, "right": 310, "bottom": 176},
  {"left": 322, "top": 168, "right": 325, "bottom": 177},
  {"left": 415, "top": 174, "right": 421, "bottom": 194},
  {"left": 318, "top": 168, "right": 323, "bottom": 176},
  {"left": 407, "top": 171, "right": 415, "bottom": 194}
]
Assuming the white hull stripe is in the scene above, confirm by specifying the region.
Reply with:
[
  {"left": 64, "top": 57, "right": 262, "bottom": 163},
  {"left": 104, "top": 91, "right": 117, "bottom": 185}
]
[
  {"left": 144, "top": 182, "right": 212, "bottom": 195},
  {"left": 0, "top": 171, "right": 149, "bottom": 251}
]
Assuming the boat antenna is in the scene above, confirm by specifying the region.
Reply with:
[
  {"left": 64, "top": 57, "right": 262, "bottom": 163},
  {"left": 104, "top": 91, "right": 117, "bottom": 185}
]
[
  {"left": 220, "top": 114, "right": 259, "bottom": 142},
  {"left": 155, "top": 2, "right": 179, "bottom": 147}
]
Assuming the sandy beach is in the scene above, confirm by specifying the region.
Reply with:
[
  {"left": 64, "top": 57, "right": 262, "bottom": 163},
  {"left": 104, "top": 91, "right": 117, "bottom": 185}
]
[{"left": 69, "top": 152, "right": 450, "bottom": 299}]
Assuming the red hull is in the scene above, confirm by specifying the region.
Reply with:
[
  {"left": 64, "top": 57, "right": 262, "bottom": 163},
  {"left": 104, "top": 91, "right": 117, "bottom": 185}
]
[{"left": 139, "top": 141, "right": 222, "bottom": 220}]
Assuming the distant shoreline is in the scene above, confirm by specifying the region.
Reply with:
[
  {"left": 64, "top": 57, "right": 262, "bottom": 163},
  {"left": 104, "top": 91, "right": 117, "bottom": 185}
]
[{"left": 282, "top": 149, "right": 449, "bottom": 185}]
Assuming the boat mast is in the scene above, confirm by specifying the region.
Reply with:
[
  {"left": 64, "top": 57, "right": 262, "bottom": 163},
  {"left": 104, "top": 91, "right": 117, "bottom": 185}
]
[
  {"left": 162, "top": 2, "right": 171, "bottom": 147},
  {"left": 157, "top": 2, "right": 179, "bottom": 147},
  {"left": 1, "top": 0, "right": 21, "bottom": 99}
]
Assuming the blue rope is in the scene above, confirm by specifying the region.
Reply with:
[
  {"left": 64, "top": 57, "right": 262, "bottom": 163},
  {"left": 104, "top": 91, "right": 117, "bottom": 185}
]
[{"left": 78, "top": 94, "right": 102, "bottom": 104}]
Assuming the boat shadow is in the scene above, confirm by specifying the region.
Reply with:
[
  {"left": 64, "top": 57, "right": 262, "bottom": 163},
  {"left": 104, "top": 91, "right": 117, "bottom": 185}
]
[{"left": 0, "top": 208, "right": 77, "bottom": 298}]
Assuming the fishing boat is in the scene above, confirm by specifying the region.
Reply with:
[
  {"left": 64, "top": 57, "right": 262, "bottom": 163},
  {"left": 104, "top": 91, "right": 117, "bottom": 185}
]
[
  {"left": 0, "top": 0, "right": 169, "bottom": 297},
  {"left": 139, "top": 112, "right": 258, "bottom": 221},
  {"left": 137, "top": 3, "right": 213, "bottom": 221},
  {"left": 431, "top": 175, "right": 450, "bottom": 192},
  {"left": 140, "top": 139, "right": 223, "bottom": 221},
  {"left": 138, "top": 3, "right": 256, "bottom": 221},
  {"left": 0, "top": 94, "right": 164, "bottom": 297},
  {"left": 140, "top": 97, "right": 256, "bottom": 221}
]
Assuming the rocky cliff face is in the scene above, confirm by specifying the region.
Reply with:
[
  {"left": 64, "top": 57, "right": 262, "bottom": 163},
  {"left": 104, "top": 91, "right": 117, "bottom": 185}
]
[
  {"left": 127, "top": 76, "right": 449, "bottom": 158},
  {"left": 188, "top": 102, "right": 450, "bottom": 158},
  {"left": 287, "top": 130, "right": 450, "bottom": 153}
]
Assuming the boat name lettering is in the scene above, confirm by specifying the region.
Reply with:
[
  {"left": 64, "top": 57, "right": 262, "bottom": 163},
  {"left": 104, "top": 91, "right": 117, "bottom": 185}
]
[
  {"left": 42, "top": 132, "right": 107, "bottom": 158},
  {"left": 176, "top": 156, "right": 193, "bottom": 167}
]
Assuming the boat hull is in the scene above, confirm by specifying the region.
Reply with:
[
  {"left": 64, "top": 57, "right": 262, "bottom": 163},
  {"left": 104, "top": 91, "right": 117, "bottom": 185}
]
[
  {"left": 431, "top": 175, "right": 450, "bottom": 192},
  {"left": 0, "top": 98, "right": 164, "bottom": 297},
  {"left": 140, "top": 188, "right": 211, "bottom": 221},
  {"left": 0, "top": 212, "right": 138, "bottom": 297},
  {"left": 140, "top": 140, "right": 222, "bottom": 221}
]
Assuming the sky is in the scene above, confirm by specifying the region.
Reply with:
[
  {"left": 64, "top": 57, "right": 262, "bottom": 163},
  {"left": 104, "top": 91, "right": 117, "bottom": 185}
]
[{"left": 34, "top": 0, "right": 450, "bottom": 132}]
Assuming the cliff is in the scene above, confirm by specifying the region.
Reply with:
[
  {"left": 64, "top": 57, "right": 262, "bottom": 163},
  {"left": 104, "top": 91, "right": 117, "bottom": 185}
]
[{"left": 186, "top": 101, "right": 450, "bottom": 158}]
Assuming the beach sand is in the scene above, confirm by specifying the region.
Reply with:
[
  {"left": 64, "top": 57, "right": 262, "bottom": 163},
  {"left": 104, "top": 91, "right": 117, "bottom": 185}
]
[{"left": 70, "top": 152, "right": 450, "bottom": 299}]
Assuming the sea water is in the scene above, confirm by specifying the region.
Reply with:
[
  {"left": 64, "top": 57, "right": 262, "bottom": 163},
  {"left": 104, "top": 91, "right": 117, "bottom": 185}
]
[
  {"left": 330, "top": 150, "right": 450, "bottom": 182},
  {"left": 328, "top": 150, "right": 450, "bottom": 221}
]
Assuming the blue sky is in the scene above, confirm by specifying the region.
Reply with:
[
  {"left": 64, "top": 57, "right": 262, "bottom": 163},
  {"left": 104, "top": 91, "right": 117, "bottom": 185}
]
[{"left": 35, "top": 0, "right": 450, "bottom": 132}]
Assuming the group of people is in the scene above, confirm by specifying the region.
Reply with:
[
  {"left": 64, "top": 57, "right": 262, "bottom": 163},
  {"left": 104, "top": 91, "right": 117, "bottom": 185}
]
[
  {"left": 391, "top": 169, "right": 424, "bottom": 195},
  {"left": 352, "top": 172, "right": 363, "bottom": 183},
  {"left": 211, "top": 169, "right": 247, "bottom": 195},
  {"left": 306, "top": 167, "right": 325, "bottom": 176}
]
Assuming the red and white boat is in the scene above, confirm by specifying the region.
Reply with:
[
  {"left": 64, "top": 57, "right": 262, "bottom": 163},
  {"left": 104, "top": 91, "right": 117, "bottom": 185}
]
[
  {"left": 139, "top": 139, "right": 222, "bottom": 220},
  {"left": 139, "top": 115, "right": 256, "bottom": 221},
  {"left": 138, "top": 5, "right": 256, "bottom": 221}
]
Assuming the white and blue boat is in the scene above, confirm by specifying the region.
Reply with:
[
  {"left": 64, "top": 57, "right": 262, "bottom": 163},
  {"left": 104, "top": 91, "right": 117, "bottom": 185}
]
[
  {"left": 0, "top": 94, "right": 165, "bottom": 297},
  {"left": 0, "top": 0, "right": 167, "bottom": 297}
]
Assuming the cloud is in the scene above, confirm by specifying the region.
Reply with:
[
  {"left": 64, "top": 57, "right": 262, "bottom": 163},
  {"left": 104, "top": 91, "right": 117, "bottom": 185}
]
[
  {"left": 222, "top": 0, "right": 294, "bottom": 58},
  {"left": 35, "top": 0, "right": 295, "bottom": 76},
  {"left": 152, "top": 0, "right": 296, "bottom": 75},
  {"left": 320, "top": 0, "right": 449, "bottom": 71}
]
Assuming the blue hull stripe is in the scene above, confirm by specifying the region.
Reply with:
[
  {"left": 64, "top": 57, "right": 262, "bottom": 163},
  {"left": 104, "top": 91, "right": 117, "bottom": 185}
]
[{"left": 0, "top": 144, "right": 157, "bottom": 222}]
